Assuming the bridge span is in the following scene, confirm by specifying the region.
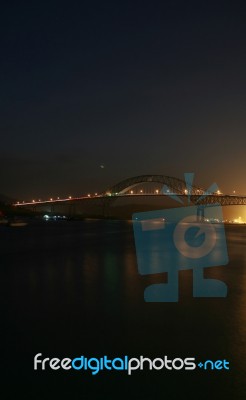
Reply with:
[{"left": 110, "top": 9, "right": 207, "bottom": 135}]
[{"left": 14, "top": 175, "right": 246, "bottom": 218}]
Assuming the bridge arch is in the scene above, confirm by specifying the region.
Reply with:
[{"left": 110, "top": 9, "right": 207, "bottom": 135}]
[{"left": 103, "top": 175, "right": 204, "bottom": 195}]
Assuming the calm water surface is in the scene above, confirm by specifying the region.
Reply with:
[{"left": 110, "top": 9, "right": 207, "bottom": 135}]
[{"left": 0, "top": 220, "right": 245, "bottom": 399}]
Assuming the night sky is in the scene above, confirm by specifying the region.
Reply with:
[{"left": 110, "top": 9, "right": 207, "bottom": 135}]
[{"left": 1, "top": 1, "right": 246, "bottom": 200}]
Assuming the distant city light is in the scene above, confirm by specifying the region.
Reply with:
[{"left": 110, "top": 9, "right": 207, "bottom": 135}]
[{"left": 234, "top": 216, "right": 244, "bottom": 224}]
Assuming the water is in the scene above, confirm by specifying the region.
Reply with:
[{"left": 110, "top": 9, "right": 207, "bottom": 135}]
[{"left": 0, "top": 220, "right": 245, "bottom": 399}]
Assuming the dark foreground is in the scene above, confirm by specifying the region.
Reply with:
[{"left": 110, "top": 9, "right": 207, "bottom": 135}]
[{"left": 0, "top": 220, "right": 245, "bottom": 399}]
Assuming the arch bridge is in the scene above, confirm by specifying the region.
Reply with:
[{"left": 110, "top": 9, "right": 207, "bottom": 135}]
[
  {"left": 102, "top": 175, "right": 246, "bottom": 206},
  {"left": 14, "top": 174, "right": 246, "bottom": 210}
]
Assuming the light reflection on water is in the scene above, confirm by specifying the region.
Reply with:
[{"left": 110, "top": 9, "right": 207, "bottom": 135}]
[{"left": 0, "top": 220, "right": 245, "bottom": 398}]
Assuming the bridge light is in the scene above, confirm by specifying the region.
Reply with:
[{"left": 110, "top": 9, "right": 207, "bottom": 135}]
[
  {"left": 57, "top": 197, "right": 60, "bottom": 200},
  {"left": 130, "top": 190, "right": 133, "bottom": 194},
  {"left": 69, "top": 196, "right": 72, "bottom": 199},
  {"left": 184, "top": 189, "right": 188, "bottom": 194},
  {"left": 87, "top": 194, "right": 91, "bottom": 197},
  {"left": 217, "top": 190, "right": 221, "bottom": 195},
  {"left": 140, "top": 190, "right": 143, "bottom": 193},
  {"left": 95, "top": 193, "right": 98, "bottom": 196},
  {"left": 32, "top": 200, "right": 35, "bottom": 203},
  {"left": 50, "top": 198, "right": 53, "bottom": 201},
  {"left": 155, "top": 189, "right": 159, "bottom": 194},
  {"left": 17, "top": 201, "right": 20, "bottom": 204},
  {"left": 38, "top": 199, "right": 41, "bottom": 202}
]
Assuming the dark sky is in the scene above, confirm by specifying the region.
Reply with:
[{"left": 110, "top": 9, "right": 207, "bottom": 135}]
[{"left": 1, "top": 1, "right": 246, "bottom": 200}]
